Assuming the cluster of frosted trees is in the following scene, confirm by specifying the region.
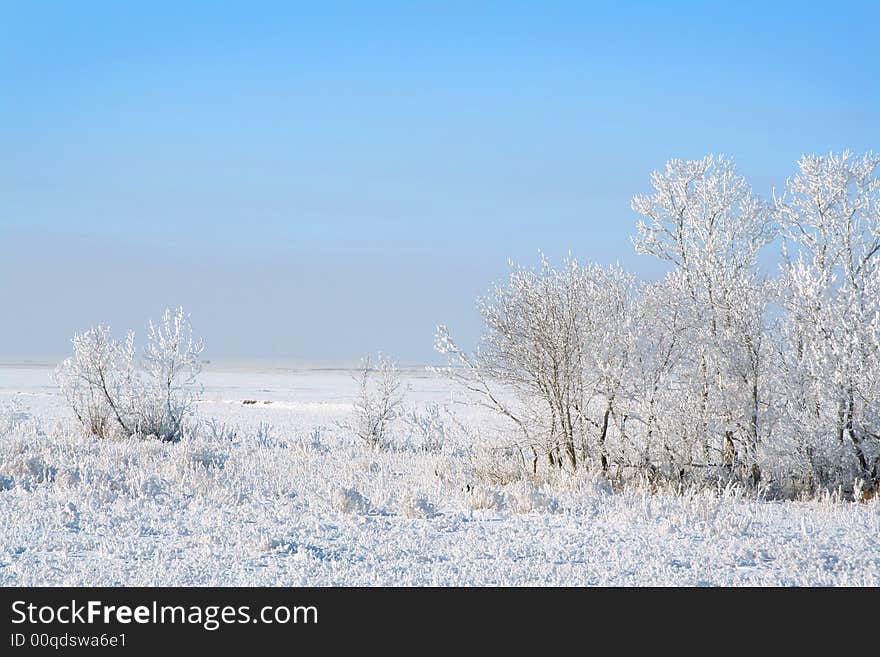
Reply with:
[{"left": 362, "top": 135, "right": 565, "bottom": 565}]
[{"left": 437, "top": 152, "right": 880, "bottom": 496}]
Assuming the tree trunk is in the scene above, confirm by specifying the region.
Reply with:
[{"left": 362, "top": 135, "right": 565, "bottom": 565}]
[
  {"left": 598, "top": 401, "right": 612, "bottom": 473},
  {"left": 845, "top": 391, "right": 869, "bottom": 477},
  {"left": 723, "top": 431, "right": 736, "bottom": 467}
]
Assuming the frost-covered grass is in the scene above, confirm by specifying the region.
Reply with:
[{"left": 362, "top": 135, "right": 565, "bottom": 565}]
[{"left": 1, "top": 364, "right": 878, "bottom": 586}]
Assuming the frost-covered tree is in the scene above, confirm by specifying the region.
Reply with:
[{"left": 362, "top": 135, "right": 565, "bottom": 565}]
[
  {"left": 348, "top": 353, "right": 405, "bottom": 451},
  {"left": 631, "top": 155, "right": 774, "bottom": 480},
  {"left": 435, "top": 256, "right": 637, "bottom": 473},
  {"left": 773, "top": 151, "right": 880, "bottom": 490},
  {"left": 54, "top": 326, "right": 139, "bottom": 440},
  {"left": 55, "top": 307, "right": 204, "bottom": 442},
  {"left": 403, "top": 402, "right": 452, "bottom": 453},
  {"left": 623, "top": 273, "right": 690, "bottom": 477},
  {"left": 138, "top": 307, "right": 205, "bottom": 440}
]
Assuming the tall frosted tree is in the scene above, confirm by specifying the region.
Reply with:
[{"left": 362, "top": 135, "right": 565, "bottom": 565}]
[
  {"left": 774, "top": 151, "right": 880, "bottom": 490},
  {"left": 630, "top": 155, "right": 774, "bottom": 479}
]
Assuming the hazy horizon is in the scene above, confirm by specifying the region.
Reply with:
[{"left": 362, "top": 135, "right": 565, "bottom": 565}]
[{"left": 0, "top": 355, "right": 438, "bottom": 370}]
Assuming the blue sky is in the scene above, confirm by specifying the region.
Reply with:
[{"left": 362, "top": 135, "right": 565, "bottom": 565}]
[{"left": 1, "top": 1, "right": 878, "bottom": 361}]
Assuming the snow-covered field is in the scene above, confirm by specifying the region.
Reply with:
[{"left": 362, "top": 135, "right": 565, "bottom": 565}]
[{"left": 1, "top": 362, "right": 878, "bottom": 586}]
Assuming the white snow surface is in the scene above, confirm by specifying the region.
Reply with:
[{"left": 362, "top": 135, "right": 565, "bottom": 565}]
[{"left": 1, "top": 362, "right": 878, "bottom": 586}]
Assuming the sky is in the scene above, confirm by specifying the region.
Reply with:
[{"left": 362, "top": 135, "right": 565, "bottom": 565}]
[{"left": 1, "top": 1, "right": 878, "bottom": 363}]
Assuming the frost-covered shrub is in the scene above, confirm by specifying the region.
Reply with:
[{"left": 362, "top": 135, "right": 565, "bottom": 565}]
[
  {"left": 470, "top": 447, "right": 526, "bottom": 486},
  {"left": 138, "top": 475, "right": 169, "bottom": 500},
  {"left": 398, "top": 494, "right": 437, "bottom": 519},
  {"left": 403, "top": 403, "right": 450, "bottom": 453},
  {"left": 204, "top": 418, "right": 238, "bottom": 443},
  {"left": 54, "top": 307, "right": 203, "bottom": 442},
  {"left": 0, "top": 454, "right": 57, "bottom": 489},
  {"left": 355, "top": 459, "right": 381, "bottom": 475},
  {"left": 0, "top": 400, "right": 31, "bottom": 434},
  {"left": 254, "top": 421, "right": 285, "bottom": 448},
  {"left": 331, "top": 486, "right": 371, "bottom": 514},
  {"left": 511, "top": 484, "right": 559, "bottom": 514},
  {"left": 187, "top": 445, "right": 228, "bottom": 470},
  {"left": 344, "top": 354, "right": 404, "bottom": 451},
  {"left": 466, "top": 486, "right": 507, "bottom": 512},
  {"left": 84, "top": 469, "right": 130, "bottom": 504},
  {"left": 55, "top": 467, "right": 82, "bottom": 490},
  {"left": 54, "top": 325, "right": 137, "bottom": 440},
  {"left": 561, "top": 469, "right": 614, "bottom": 497}
]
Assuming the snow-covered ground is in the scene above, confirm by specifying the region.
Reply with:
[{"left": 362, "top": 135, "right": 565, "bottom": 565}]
[{"left": 1, "top": 362, "right": 878, "bottom": 586}]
